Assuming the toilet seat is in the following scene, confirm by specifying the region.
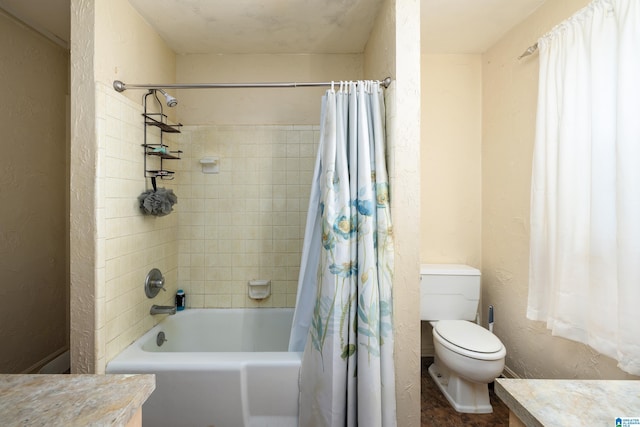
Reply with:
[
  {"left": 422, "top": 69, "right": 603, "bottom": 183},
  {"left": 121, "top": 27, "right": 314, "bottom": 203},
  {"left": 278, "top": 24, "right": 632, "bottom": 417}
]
[{"left": 434, "top": 320, "right": 506, "bottom": 361}]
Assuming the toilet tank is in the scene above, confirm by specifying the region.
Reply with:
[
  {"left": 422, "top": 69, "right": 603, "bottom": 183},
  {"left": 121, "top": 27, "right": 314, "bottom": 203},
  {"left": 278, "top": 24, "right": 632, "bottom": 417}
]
[{"left": 420, "top": 264, "right": 481, "bottom": 321}]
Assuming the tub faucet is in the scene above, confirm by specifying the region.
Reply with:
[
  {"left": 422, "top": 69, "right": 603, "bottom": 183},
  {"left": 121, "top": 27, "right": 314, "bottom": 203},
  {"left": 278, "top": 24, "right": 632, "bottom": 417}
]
[{"left": 150, "top": 305, "right": 176, "bottom": 315}]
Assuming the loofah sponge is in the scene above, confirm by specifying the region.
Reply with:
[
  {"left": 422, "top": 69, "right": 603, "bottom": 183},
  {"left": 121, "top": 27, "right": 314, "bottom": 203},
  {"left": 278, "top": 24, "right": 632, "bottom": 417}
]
[{"left": 138, "top": 187, "right": 178, "bottom": 216}]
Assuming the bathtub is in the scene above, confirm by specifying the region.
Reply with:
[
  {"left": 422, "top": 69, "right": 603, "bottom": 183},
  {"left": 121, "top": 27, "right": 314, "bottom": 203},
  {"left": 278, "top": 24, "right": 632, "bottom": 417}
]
[{"left": 106, "top": 308, "right": 301, "bottom": 427}]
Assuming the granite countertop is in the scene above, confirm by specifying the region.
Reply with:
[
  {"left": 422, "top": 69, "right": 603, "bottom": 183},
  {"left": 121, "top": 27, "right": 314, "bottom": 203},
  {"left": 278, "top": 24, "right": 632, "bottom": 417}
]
[
  {"left": 0, "top": 374, "right": 155, "bottom": 427},
  {"left": 495, "top": 378, "right": 640, "bottom": 427}
]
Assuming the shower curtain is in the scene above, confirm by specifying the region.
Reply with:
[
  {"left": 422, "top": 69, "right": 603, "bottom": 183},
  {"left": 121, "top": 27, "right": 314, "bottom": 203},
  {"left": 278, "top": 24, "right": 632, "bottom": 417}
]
[
  {"left": 528, "top": 0, "right": 640, "bottom": 375},
  {"left": 290, "top": 81, "right": 396, "bottom": 426}
]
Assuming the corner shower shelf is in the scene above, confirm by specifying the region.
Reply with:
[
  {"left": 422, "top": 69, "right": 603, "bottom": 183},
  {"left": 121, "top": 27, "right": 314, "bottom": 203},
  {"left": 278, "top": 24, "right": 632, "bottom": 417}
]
[
  {"left": 146, "top": 169, "right": 175, "bottom": 177},
  {"left": 142, "top": 92, "right": 182, "bottom": 180},
  {"left": 144, "top": 145, "right": 183, "bottom": 160},
  {"left": 143, "top": 113, "right": 182, "bottom": 133}
]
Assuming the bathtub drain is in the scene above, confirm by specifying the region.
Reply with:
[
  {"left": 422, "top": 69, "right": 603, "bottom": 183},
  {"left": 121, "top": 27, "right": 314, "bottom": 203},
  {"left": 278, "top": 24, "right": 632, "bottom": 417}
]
[{"left": 156, "top": 331, "right": 168, "bottom": 347}]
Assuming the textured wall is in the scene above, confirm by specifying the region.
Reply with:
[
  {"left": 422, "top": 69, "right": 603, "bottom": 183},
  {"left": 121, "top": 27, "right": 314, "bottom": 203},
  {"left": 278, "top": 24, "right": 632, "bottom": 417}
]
[
  {"left": 420, "top": 54, "right": 482, "bottom": 356},
  {"left": 93, "top": 0, "right": 177, "bottom": 370},
  {"left": 70, "top": 0, "right": 177, "bottom": 373},
  {"left": 365, "top": 0, "right": 422, "bottom": 425},
  {"left": 0, "top": 10, "right": 68, "bottom": 373},
  {"left": 482, "top": 0, "right": 638, "bottom": 380},
  {"left": 420, "top": 54, "right": 481, "bottom": 266},
  {"left": 70, "top": 0, "right": 97, "bottom": 374},
  {"left": 94, "top": 0, "right": 176, "bottom": 108}
]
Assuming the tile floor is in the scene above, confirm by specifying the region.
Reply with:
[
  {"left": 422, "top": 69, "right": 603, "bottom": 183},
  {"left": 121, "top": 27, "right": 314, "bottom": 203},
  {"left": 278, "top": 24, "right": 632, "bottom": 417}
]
[{"left": 421, "top": 357, "right": 509, "bottom": 427}]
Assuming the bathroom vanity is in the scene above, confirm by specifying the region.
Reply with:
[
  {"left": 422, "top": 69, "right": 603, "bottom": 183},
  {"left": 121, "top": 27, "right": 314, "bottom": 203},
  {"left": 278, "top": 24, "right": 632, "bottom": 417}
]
[
  {"left": 495, "top": 378, "right": 640, "bottom": 426},
  {"left": 0, "top": 374, "right": 155, "bottom": 426}
]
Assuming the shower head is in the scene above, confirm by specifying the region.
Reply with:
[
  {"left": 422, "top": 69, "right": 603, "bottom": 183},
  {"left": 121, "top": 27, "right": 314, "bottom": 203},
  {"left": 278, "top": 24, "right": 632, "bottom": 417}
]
[{"left": 157, "top": 88, "right": 178, "bottom": 107}]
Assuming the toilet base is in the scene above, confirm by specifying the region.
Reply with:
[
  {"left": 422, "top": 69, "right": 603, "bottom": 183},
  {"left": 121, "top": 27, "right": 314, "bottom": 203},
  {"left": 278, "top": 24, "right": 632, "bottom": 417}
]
[{"left": 428, "top": 361, "right": 493, "bottom": 414}]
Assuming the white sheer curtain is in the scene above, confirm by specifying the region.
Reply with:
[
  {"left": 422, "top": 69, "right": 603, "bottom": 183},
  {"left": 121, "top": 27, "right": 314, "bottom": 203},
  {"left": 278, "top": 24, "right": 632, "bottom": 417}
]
[
  {"left": 292, "top": 81, "right": 396, "bottom": 426},
  {"left": 528, "top": 0, "right": 640, "bottom": 375}
]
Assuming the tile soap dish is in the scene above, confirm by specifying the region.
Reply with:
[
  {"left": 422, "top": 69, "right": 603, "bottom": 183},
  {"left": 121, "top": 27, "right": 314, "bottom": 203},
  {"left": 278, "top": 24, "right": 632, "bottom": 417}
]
[
  {"left": 200, "top": 156, "right": 219, "bottom": 174},
  {"left": 248, "top": 279, "right": 271, "bottom": 300}
]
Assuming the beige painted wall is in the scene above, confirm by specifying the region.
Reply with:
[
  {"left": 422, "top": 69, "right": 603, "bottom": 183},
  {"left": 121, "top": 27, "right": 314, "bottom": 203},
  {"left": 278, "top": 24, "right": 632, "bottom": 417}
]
[
  {"left": 421, "top": 54, "right": 481, "bottom": 266},
  {"left": 70, "top": 0, "right": 177, "bottom": 373},
  {"left": 176, "top": 54, "right": 363, "bottom": 125},
  {"left": 420, "top": 54, "right": 482, "bottom": 356},
  {"left": 94, "top": 1, "right": 175, "bottom": 107},
  {"left": 0, "top": 10, "right": 68, "bottom": 373},
  {"left": 482, "top": 0, "right": 638, "bottom": 380},
  {"left": 365, "top": 0, "right": 422, "bottom": 425}
]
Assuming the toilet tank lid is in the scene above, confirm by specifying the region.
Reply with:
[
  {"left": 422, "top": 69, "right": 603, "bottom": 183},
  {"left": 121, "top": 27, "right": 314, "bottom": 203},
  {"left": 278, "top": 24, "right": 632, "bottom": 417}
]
[{"left": 420, "top": 264, "right": 480, "bottom": 276}]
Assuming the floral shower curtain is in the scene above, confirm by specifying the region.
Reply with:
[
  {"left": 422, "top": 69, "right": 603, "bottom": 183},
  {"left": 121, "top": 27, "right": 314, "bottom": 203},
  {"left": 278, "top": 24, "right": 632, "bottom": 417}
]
[
  {"left": 291, "top": 81, "right": 396, "bottom": 426},
  {"left": 528, "top": 0, "right": 640, "bottom": 375}
]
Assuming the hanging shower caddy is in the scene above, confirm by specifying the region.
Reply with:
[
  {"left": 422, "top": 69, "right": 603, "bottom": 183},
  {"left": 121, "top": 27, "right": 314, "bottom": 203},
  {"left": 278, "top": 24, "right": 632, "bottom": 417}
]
[{"left": 142, "top": 90, "right": 182, "bottom": 180}]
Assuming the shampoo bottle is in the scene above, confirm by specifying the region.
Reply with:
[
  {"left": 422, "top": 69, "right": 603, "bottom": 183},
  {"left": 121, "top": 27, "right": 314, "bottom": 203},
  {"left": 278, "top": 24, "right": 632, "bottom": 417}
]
[{"left": 176, "top": 289, "right": 185, "bottom": 311}]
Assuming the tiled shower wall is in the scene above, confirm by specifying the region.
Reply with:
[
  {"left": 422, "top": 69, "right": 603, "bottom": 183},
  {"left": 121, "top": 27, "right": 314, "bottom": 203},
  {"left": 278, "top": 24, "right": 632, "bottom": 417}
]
[
  {"left": 99, "top": 79, "right": 319, "bottom": 364},
  {"left": 175, "top": 125, "right": 319, "bottom": 308},
  {"left": 98, "top": 83, "right": 179, "bottom": 365}
]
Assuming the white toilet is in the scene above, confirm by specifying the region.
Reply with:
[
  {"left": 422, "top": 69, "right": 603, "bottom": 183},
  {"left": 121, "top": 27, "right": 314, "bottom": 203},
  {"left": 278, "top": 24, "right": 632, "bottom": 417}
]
[{"left": 420, "top": 264, "right": 506, "bottom": 414}]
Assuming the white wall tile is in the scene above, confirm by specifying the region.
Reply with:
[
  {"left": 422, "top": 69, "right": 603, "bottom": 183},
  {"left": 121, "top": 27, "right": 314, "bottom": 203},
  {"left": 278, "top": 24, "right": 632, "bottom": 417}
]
[
  {"left": 177, "top": 125, "right": 315, "bottom": 308},
  {"left": 98, "top": 83, "right": 179, "bottom": 361}
]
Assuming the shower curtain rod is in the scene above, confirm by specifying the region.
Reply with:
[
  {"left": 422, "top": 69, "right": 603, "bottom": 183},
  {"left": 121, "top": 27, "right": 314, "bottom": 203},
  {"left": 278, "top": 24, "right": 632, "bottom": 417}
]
[
  {"left": 113, "top": 77, "right": 392, "bottom": 92},
  {"left": 518, "top": 42, "right": 539, "bottom": 60}
]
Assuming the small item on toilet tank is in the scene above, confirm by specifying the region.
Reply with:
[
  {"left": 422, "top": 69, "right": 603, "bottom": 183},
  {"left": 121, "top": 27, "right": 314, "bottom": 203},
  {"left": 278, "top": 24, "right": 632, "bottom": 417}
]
[{"left": 176, "top": 289, "right": 185, "bottom": 311}]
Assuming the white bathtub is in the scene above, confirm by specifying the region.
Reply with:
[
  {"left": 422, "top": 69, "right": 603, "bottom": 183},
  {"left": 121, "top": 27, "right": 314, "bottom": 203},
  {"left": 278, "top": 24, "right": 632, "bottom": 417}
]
[{"left": 106, "top": 308, "right": 301, "bottom": 427}]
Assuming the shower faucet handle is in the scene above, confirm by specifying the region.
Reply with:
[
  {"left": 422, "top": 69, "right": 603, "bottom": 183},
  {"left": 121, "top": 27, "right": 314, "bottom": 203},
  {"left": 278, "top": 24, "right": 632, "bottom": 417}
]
[
  {"left": 149, "top": 276, "right": 166, "bottom": 291},
  {"left": 145, "top": 268, "right": 167, "bottom": 298}
]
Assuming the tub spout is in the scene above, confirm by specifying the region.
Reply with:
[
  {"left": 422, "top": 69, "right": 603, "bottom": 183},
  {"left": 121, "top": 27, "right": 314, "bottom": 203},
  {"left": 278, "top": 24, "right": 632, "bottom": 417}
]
[{"left": 150, "top": 305, "right": 177, "bottom": 315}]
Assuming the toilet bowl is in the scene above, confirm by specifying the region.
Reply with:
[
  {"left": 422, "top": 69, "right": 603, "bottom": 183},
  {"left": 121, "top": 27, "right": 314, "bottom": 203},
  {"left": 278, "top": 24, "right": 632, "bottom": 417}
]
[
  {"left": 420, "top": 264, "right": 507, "bottom": 414},
  {"left": 428, "top": 320, "right": 506, "bottom": 414}
]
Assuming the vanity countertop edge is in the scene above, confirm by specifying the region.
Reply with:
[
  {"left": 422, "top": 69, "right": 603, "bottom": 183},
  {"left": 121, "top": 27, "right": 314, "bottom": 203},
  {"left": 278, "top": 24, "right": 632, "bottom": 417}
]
[
  {"left": 495, "top": 378, "right": 640, "bottom": 427},
  {"left": 0, "top": 374, "right": 155, "bottom": 426}
]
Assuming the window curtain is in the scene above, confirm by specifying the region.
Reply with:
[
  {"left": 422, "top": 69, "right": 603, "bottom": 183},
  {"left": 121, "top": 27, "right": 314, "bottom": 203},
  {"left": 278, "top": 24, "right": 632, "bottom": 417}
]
[
  {"left": 528, "top": 0, "right": 640, "bottom": 375},
  {"left": 292, "top": 81, "right": 396, "bottom": 426}
]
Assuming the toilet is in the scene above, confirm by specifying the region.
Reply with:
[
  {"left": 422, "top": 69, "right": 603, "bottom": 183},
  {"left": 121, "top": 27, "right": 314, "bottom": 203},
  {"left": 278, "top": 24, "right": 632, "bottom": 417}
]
[{"left": 420, "top": 264, "right": 506, "bottom": 414}]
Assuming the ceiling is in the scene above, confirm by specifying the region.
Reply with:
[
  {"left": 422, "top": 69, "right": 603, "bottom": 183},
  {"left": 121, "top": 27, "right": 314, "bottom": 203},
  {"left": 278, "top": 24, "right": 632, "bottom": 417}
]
[
  {"left": 0, "top": 0, "right": 69, "bottom": 47},
  {"left": 421, "top": 0, "right": 545, "bottom": 53},
  {"left": 0, "top": 0, "right": 545, "bottom": 54},
  {"left": 128, "top": 0, "right": 385, "bottom": 54}
]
